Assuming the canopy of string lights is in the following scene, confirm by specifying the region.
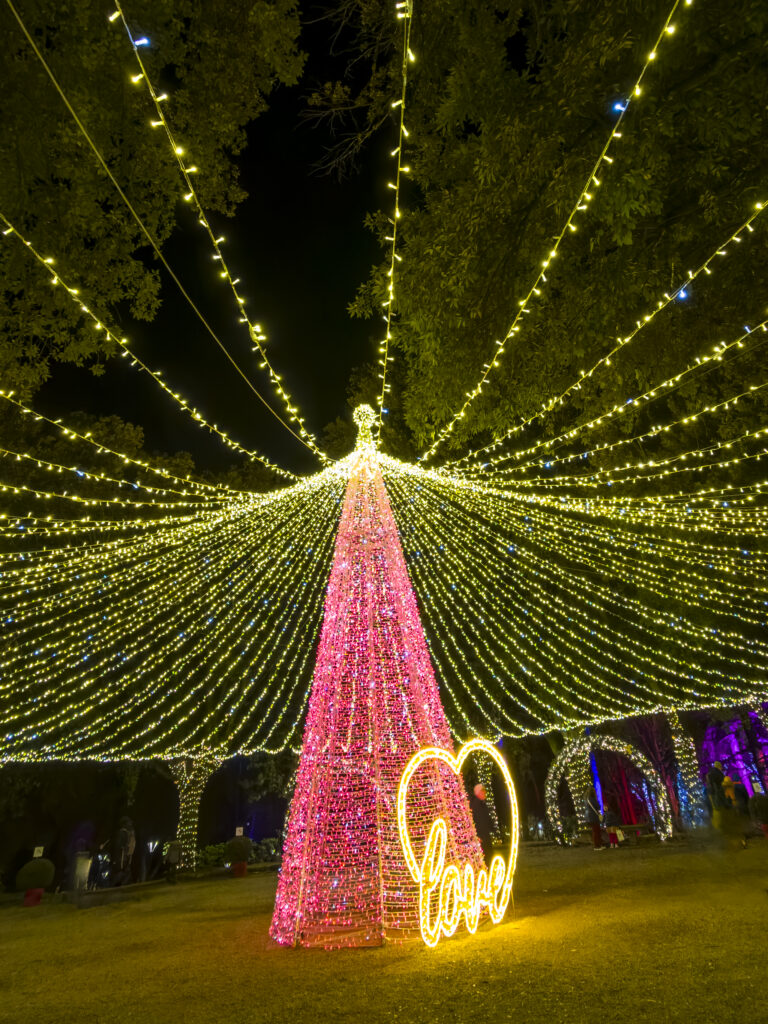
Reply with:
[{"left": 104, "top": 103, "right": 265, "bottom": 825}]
[{"left": 1, "top": 0, "right": 766, "bottom": 772}]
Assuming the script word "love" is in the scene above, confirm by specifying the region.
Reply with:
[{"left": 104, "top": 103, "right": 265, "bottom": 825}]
[{"left": 397, "top": 737, "right": 520, "bottom": 947}]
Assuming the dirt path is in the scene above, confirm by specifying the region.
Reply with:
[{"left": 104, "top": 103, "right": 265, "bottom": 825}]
[{"left": 2, "top": 839, "right": 765, "bottom": 1024}]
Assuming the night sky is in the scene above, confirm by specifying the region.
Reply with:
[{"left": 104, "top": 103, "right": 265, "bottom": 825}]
[{"left": 38, "top": 12, "right": 389, "bottom": 475}]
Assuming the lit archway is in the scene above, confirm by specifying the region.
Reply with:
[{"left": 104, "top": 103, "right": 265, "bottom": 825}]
[{"left": 545, "top": 735, "right": 673, "bottom": 840}]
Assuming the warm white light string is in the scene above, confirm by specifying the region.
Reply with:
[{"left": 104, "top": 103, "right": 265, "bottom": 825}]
[
  {"left": 505, "top": 425, "right": 768, "bottom": 492},
  {"left": 0, "top": 445, "right": 226, "bottom": 502},
  {"left": 458, "top": 316, "right": 768, "bottom": 477},
  {"left": 375, "top": 0, "right": 415, "bottom": 442},
  {"left": 0, "top": 214, "right": 299, "bottom": 481},
  {"left": 383, "top": 460, "right": 766, "bottom": 737},
  {"left": 0, "top": 506, "right": 224, "bottom": 542},
  {"left": 450, "top": 203, "right": 767, "bottom": 471},
  {"left": 0, "top": 388, "right": 240, "bottom": 496},
  {"left": 0, "top": 474, "right": 226, "bottom": 513},
  {"left": 390, "top": 460, "right": 768, "bottom": 651},
  {"left": 460, "top": 376, "right": 768, "bottom": 484},
  {"left": 0, "top": 467, "right": 347, "bottom": 760},
  {"left": 421, "top": 0, "right": 690, "bottom": 462},
  {"left": 109, "top": 2, "right": 329, "bottom": 466},
  {"left": 0, "top": 501, "right": 247, "bottom": 626},
  {"left": 4, "top": 0, "right": 311, "bottom": 464}
]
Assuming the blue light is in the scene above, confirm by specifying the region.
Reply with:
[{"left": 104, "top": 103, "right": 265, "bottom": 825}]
[
  {"left": 613, "top": 101, "right": 627, "bottom": 112},
  {"left": 135, "top": 37, "right": 150, "bottom": 46},
  {"left": 678, "top": 288, "right": 687, "bottom": 299}
]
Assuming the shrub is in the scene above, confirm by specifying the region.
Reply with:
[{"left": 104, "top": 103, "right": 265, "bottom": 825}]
[
  {"left": 196, "top": 843, "right": 226, "bottom": 868},
  {"left": 224, "top": 836, "right": 253, "bottom": 864},
  {"left": 749, "top": 792, "right": 768, "bottom": 824},
  {"left": 253, "top": 836, "right": 281, "bottom": 862},
  {"left": 16, "top": 857, "right": 55, "bottom": 892}
]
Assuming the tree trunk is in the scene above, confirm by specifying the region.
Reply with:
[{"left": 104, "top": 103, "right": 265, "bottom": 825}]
[
  {"left": 667, "top": 710, "right": 704, "bottom": 828},
  {"left": 168, "top": 751, "right": 224, "bottom": 870}
]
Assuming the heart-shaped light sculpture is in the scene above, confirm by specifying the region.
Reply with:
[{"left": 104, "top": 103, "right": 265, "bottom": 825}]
[{"left": 397, "top": 737, "right": 519, "bottom": 947}]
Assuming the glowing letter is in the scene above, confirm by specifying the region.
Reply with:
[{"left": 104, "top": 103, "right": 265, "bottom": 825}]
[{"left": 397, "top": 737, "right": 519, "bottom": 947}]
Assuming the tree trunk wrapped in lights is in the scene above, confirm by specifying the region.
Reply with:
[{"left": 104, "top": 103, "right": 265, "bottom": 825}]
[
  {"left": 473, "top": 749, "right": 503, "bottom": 845},
  {"left": 270, "top": 407, "right": 483, "bottom": 948},
  {"left": 667, "top": 709, "right": 704, "bottom": 827},
  {"left": 169, "top": 750, "right": 224, "bottom": 870}
]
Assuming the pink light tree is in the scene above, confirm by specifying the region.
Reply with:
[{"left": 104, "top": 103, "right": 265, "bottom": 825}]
[{"left": 270, "top": 406, "right": 484, "bottom": 947}]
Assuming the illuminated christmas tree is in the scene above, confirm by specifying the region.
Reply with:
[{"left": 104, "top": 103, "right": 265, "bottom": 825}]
[{"left": 270, "top": 407, "right": 484, "bottom": 948}]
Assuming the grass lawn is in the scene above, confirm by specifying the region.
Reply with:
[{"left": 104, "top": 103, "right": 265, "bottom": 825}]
[{"left": 2, "top": 838, "right": 766, "bottom": 1024}]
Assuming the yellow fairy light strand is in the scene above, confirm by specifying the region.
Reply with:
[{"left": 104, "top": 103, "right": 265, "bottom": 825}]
[
  {"left": 0, "top": 467, "right": 346, "bottom": 761},
  {"left": 0, "top": 388, "right": 239, "bottom": 495},
  {"left": 471, "top": 375, "right": 768, "bottom": 483},
  {"left": 109, "top": 3, "right": 329, "bottom": 466},
  {"left": 4, "top": 0, "right": 311, "bottom": 461},
  {"left": 436, "top": 472, "right": 768, "bottom": 655},
  {"left": 514, "top": 424, "right": 768, "bottom": 492},
  {"left": 0, "top": 502, "right": 245, "bottom": 630},
  {"left": 381, "top": 458, "right": 767, "bottom": 737},
  {"left": 461, "top": 319, "right": 768, "bottom": 475},
  {"left": 397, "top": 470, "right": 751, "bottom": 705},
  {"left": 392, "top": 477, "right": 647, "bottom": 725},
  {"left": 375, "top": 0, "right": 415, "bottom": 442},
  {"left": 0, "top": 213, "right": 299, "bottom": 481},
  {"left": 516, "top": 486, "right": 768, "bottom": 535},
  {"left": 0, "top": 446, "right": 223, "bottom": 502},
  {"left": 0, "top": 473, "right": 225, "bottom": 512},
  {"left": 0, "top": 505, "right": 223, "bottom": 543},
  {"left": 422, "top": 0, "right": 690, "bottom": 462},
  {"left": 452, "top": 205, "right": 767, "bottom": 470}
]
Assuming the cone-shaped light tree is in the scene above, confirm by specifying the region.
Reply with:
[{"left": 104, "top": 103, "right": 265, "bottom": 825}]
[{"left": 270, "top": 406, "right": 484, "bottom": 947}]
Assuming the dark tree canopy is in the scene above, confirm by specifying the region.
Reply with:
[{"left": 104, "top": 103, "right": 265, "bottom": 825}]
[
  {"left": 328, "top": 0, "right": 768, "bottom": 466},
  {"left": 0, "top": 0, "right": 304, "bottom": 398}
]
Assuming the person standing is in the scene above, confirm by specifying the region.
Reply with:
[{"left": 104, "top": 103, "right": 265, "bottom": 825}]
[
  {"left": 733, "top": 780, "right": 749, "bottom": 816},
  {"left": 165, "top": 839, "right": 182, "bottom": 883},
  {"left": 706, "top": 762, "right": 725, "bottom": 808},
  {"left": 722, "top": 775, "right": 736, "bottom": 807},
  {"left": 706, "top": 761, "right": 726, "bottom": 830},
  {"left": 584, "top": 786, "right": 604, "bottom": 850},
  {"left": 731, "top": 780, "right": 751, "bottom": 847},
  {"left": 113, "top": 817, "right": 136, "bottom": 886},
  {"left": 604, "top": 801, "right": 622, "bottom": 849}
]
